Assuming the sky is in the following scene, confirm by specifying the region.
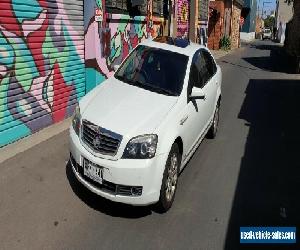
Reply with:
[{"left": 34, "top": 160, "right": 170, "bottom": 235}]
[{"left": 257, "top": 0, "right": 277, "bottom": 16}]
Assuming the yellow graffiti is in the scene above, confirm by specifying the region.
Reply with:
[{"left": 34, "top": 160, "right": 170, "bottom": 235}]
[{"left": 181, "top": 3, "right": 188, "bottom": 23}]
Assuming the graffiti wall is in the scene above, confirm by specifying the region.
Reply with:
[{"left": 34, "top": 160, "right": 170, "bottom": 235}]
[
  {"left": 0, "top": 0, "right": 84, "bottom": 147},
  {"left": 177, "top": 0, "right": 189, "bottom": 37},
  {"left": 84, "top": 0, "right": 168, "bottom": 92}
]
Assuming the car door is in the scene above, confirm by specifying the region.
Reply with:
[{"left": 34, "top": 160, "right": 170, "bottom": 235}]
[
  {"left": 179, "top": 50, "right": 210, "bottom": 159},
  {"left": 200, "top": 49, "right": 218, "bottom": 126}
]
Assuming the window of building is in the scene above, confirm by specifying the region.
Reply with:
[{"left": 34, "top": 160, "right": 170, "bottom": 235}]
[
  {"left": 153, "top": 0, "right": 170, "bottom": 17},
  {"left": 153, "top": 0, "right": 163, "bottom": 16},
  {"left": 105, "top": 0, "right": 147, "bottom": 15},
  {"left": 106, "top": 0, "right": 128, "bottom": 13},
  {"left": 198, "top": 0, "right": 209, "bottom": 21}
]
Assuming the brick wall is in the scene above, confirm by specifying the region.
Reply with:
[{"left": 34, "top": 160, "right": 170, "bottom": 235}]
[
  {"left": 208, "top": 0, "right": 225, "bottom": 50},
  {"left": 231, "top": 2, "right": 241, "bottom": 49}
]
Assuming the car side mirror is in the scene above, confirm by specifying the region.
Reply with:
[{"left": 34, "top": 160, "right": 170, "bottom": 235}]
[
  {"left": 113, "top": 65, "right": 120, "bottom": 71},
  {"left": 189, "top": 87, "right": 206, "bottom": 100}
]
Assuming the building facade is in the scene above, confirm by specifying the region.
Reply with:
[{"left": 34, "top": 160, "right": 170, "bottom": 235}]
[
  {"left": 207, "top": 0, "right": 225, "bottom": 49},
  {"left": 255, "top": 16, "right": 264, "bottom": 38},
  {"left": 189, "top": 0, "right": 209, "bottom": 44},
  {"left": 84, "top": 0, "right": 170, "bottom": 93},
  {"left": 0, "top": 0, "right": 188, "bottom": 147},
  {"left": 206, "top": 0, "right": 243, "bottom": 50},
  {"left": 275, "top": 0, "right": 293, "bottom": 43},
  {"left": 0, "top": 0, "right": 171, "bottom": 147},
  {"left": 240, "top": 0, "right": 257, "bottom": 41},
  {"left": 284, "top": 0, "right": 300, "bottom": 67},
  {"left": 230, "top": 0, "right": 243, "bottom": 48}
]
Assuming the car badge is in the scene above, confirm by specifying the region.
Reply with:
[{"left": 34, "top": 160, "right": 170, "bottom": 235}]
[{"left": 93, "top": 136, "right": 101, "bottom": 148}]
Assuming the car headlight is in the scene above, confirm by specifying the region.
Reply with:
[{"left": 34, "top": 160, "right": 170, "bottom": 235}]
[
  {"left": 122, "top": 134, "right": 158, "bottom": 159},
  {"left": 72, "top": 105, "right": 81, "bottom": 136}
]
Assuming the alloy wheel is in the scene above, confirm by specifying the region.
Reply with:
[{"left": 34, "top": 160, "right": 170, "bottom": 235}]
[
  {"left": 165, "top": 153, "right": 178, "bottom": 202},
  {"left": 213, "top": 105, "right": 220, "bottom": 134}
]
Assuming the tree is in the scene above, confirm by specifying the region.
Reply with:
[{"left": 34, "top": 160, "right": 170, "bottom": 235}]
[{"left": 264, "top": 16, "right": 275, "bottom": 28}]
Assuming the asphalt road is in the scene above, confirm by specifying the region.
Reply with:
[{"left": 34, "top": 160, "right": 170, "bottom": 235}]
[{"left": 1, "top": 40, "right": 300, "bottom": 250}]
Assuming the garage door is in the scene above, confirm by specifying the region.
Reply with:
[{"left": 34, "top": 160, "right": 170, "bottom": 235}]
[{"left": 0, "top": 0, "right": 85, "bottom": 147}]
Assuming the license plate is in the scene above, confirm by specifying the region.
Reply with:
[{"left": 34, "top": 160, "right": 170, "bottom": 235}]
[{"left": 83, "top": 158, "right": 103, "bottom": 184}]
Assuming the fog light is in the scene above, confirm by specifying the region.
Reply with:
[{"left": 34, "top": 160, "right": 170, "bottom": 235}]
[{"left": 131, "top": 187, "right": 142, "bottom": 196}]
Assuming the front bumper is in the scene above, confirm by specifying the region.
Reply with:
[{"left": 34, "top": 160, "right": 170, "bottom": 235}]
[{"left": 69, "top": 126, "right": 168, "bottom": 205}]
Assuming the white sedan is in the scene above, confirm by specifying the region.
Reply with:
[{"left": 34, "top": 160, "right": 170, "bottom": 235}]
[
  {"left": 263, "top": 28, "right": 272, "bottom": 40},
  {"left": 69, "top": 37, "right": 222, "bottom": 212}
]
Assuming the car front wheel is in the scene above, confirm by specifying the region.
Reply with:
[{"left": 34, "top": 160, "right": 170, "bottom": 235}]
[
  {"left": 156, "top": 144, "right": 181, "bottom": 212},
  {"left": 207, "top": 102, "right": 220, "bottom": 139}
]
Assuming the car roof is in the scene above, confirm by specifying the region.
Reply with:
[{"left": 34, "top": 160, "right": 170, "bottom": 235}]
[{"left": 139, "top": 38, "right": 208, "bottom": 58}]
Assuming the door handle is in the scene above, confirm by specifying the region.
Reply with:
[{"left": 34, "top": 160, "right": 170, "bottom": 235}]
[{"left": 180, "top": 116, "right": 188, "bottom": 125}]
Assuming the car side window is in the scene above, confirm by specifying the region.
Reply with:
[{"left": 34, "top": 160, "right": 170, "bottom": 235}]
[
  {"left": 197, "top": 51, "right": 210, "bottom": 88},
  {"left": 201, "top": 49, "right": 217, "bottom": 77},
  {"left": 189, "top": 52, "right": 200, "bottom": 89},
  {"left": 188, "top": 49, "right": 217, "bottom": 97},
  {"left": 188, "top": 51, "right": 207, "bottom": 90}
]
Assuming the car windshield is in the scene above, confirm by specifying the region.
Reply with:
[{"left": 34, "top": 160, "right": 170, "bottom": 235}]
[
  {"left": 114, "top": 45, "right": 189, "bottom": 96},
  {"left": 264, "top": 29, "right": 271, "bottom": 33}
]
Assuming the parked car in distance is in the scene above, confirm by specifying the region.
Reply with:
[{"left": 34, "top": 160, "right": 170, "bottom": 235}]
[
  {"left": 69, "top": 36, "right": 222, "bottom": 212},
  {"left": 262, "top": 28, "right": 272, "bottom": 40}
]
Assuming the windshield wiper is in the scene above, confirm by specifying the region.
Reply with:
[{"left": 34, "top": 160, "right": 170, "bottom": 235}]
[
  {"left": 116, "top": 75, "right": 145, "bottom": 87},
  {"left": 115, "top": 75, "right": 136, "bottom": 85},
  {"left": 116, "top": 75, "right": 177, "bottom": 96},
  {"left": 139, "top": 83, "right": 177, "bottom": 96},
  {"left": 115, "top": 74, "right": 125, "bottom": 82}
]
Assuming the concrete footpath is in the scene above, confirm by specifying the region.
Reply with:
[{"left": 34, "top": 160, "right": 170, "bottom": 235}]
[
  {"left": 0, "top": 118, "right": 71, "bottom": 164},
  {"left": 211, "top": 49, "right": 232, "bottom": 60}
]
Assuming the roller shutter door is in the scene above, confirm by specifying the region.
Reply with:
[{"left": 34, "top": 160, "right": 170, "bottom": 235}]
[{"left": 0, "top": 0, "right": 85, "bottom": 147}]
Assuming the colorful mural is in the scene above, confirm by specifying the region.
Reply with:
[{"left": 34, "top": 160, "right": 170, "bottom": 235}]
[
  {"left": 0, "top": 0, "right": 84, "bottom": 146},
  {"left": 0, "top": 0, "right": 168, "bottom": 146},
  {"left": 177, "top": 0, "right": 189, "bottom": 37},
  {"left": 84, "top": 0, "right": 166, "bottom": 92}
]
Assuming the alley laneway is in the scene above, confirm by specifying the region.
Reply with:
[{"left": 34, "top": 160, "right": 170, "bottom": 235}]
[{"left": 0, "top": 40, "right": 299, "bottom": 250}]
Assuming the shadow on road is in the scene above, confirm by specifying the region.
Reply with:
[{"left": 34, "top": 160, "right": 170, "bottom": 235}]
[
  {"left": 221, "top": 60, "right": 258, "bottom": 71},
  {"left": 66, "top": 162, "right": 154, "bottom": 218},
  {"left": 242, "top": 43, "right": 295, "bottom": 74},
  {"left": 224, "top": 79, "right": 300, "bottom": 250},
  {"left": 249, "top": 43, "right": 282, "bottom": 51},
  {"left": 243, "top": 56, "right": 279, "bottom": 72}
]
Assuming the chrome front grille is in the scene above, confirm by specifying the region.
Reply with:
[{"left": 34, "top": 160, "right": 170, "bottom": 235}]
[{"left": 82, "top": 120, "right": 122, "bottom": 156}]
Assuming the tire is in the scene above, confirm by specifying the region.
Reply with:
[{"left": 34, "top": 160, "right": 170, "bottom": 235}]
[
  {"left": 207, "top": 102, "right": 220, "bottom": 139},
  {"left": 156, "top": 144, "right": 181, "bottom": 213}
]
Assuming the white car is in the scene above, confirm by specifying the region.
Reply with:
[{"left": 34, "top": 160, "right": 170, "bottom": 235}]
[
  {"left": 69, "top": 37, "right": 222, "bottom": 212},
  {"left": 263, "top": 28, "right": 272, "bottom": 40}
]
